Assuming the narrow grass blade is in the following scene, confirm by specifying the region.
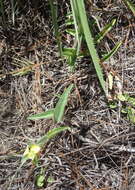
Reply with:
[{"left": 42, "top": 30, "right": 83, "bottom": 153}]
[
  {"left": 70, "top": 0, "right": 80, "bottom": 44},
  {"left": 101, "top": 41, "right": 122, "bottom": 62},
  {"left": 11, "top": 0, "right": 19, "bottom": 25},
  {"left": 49, "top": 0, "right": 62, "bottom": 56},
  {"left": 0, "top": 0, "right": 6, "bottom": 26},
  {"left": 95, "top": 19, "right": 116, "bottom": 44},
  {"left": 54, "top": 84, "right": 74, "bottom": 123},
  {"left": 27, "top": 109, "right": 54, "bottom": 120},
  {"left": 37, "top": 126, "right": 70, "bottom": 146},
  {"left": 123, "top": 0, "right": 135, "bottom": 16},
  {"left": 70, "top": 0, "right": 83, "bottom": 58},
  {"left": 76, "top": 0, "right": 106, "bottom": 93}
]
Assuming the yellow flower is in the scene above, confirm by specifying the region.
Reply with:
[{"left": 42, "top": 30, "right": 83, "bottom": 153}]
[{"left": 23, "top": 144, "right": 41, "bottom": 161}]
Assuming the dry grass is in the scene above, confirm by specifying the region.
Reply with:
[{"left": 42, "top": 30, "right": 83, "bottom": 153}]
[{"left": 0, "top": 0, "right": 135, "bottom": 189}]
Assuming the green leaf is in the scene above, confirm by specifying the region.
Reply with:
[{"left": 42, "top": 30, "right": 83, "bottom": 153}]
[
  {"left": 109, "top": 102, "right": 117, "bottom": 109},
  {"left": 117, "top": 94, "right": 127, "bottom": 101},
  {"left": 47, "top": 176, "right": 55, "bottom": 183},
  {"left": 65, "top": 19, "right": 74, "bottom": 25},
  {"left": 65, "top": 12, "right": 74, "bottom": 26},
  {"left": 122, "top": 0, "right": 135, "bottom": 16},
  {"left": 22, "top": 127, "right": 70, "bottom": 165},
  {"left": 36, "top": 174, "right": 45, "bottom": 187},
  {"left": 125, "top": 94, "right": 135, "bottom": 106},
  {"left": 101, "top": 41, "right": 122, "bottom": 62},
  {"left": 127, "top": 107, "right": 135, "bottom": 123},
  {"left": 62, "top": 48, "right": 76, "bottom": 57},
  {"left": 54, "top": 84, "right": 74, "bottom": 123},
  {"left": 37, "top": 126, "right": 70, "bottom": 146},
  {"left": 66, "top": 28, "right": 76, "bottom": 36},
  {"left": 76, "top": 0, "right": 106, "bottom": 93},
  {"left": 62, "top": 48, "right": 77, "bottom": 68},
  {"left": 95, "top": 19, "right": 116, "bottom": 44},
  {"left": 27, "top": 109, "right": 54, "bottom": 120},
  {"left": 121, "top": 108, "right": 128, "bottom": 113}
]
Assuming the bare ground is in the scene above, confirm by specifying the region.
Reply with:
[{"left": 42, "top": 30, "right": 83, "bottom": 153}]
[{"left": 0, "top": 0, "right": 135, "bottom": 190}]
